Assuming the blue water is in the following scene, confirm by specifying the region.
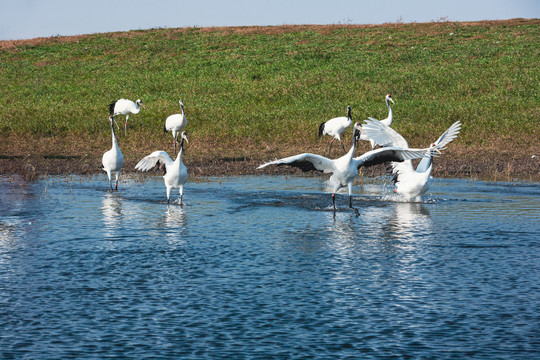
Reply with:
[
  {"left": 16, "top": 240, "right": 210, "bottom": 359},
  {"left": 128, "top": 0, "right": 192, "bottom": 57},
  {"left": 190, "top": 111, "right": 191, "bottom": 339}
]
[{"left": 1, "top": 175, "right": 539, "bottom": 359}]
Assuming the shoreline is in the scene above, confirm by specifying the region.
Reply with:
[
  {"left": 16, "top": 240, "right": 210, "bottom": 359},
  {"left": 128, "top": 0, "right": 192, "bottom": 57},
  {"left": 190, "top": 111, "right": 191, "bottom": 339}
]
[{"left": 2, "top": 153, "right": 538, "bottom": 183}]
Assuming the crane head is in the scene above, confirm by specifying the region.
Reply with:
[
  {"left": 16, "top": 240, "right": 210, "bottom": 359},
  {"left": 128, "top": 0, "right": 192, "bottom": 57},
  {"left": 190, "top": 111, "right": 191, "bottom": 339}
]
[
  {"left": 429, "top": 142, "right": 442, "bottom": 156},
  {"left": 180, "top": 131, "right": 189, "bottom": 144},
  {"left": 136, "top": 99, "right": 146, "bottom": 109},
  {"left": 386, "top": 94, "right": 395, "bottom": 104}
]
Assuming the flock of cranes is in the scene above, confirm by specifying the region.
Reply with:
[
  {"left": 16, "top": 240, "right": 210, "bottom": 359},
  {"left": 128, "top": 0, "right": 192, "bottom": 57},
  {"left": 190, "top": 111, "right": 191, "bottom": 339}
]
[
  {"left": 102, "top": 95, "right": 461, "bottom": 211},
  {"left": 102, "top": 98, "right": 188, "bottom": 204}
]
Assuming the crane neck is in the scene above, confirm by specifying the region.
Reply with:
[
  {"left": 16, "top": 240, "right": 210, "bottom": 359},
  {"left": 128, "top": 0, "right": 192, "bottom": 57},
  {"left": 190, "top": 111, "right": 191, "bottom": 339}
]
[
  {"left": 176, "top": 138, "right": 186, "bottom": 163},
  {"left": 111, "top": 123, "right": 119, "bottom": 148},
  {"left": 347, "top": 125, "right": 360, "bottom": 158},
  {"left": 386, "top": 99, "right": 393, "bottom": 123}
]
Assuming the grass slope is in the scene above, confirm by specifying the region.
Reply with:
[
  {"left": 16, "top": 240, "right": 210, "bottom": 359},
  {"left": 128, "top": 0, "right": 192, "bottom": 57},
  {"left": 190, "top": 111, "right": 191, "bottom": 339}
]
[{"left": 0, "top": 19, "right": 538, "bottom": 179}]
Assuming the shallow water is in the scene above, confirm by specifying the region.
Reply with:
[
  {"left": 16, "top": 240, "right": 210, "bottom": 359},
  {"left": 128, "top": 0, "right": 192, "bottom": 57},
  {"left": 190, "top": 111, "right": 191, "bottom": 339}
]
[{"left": 1, "top": 175, "right": 539, "bottom": 359}]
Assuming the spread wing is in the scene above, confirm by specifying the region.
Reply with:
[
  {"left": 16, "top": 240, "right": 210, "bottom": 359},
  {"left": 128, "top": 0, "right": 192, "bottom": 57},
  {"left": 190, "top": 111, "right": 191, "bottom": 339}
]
[
  {"left": 135, "top": 151, "right": 174, "bottom": 172},
  {"left": 362, "top": 118, "right": 409, "bottom": 148},
  {"left": 353, "top": 147, "right": 430, "bottom": 169},
  {"left": 257, "top": 153, "right": 335, "bottom": 173},
  {"left": 416, "top": 121, "right": 461, "bottom": 172},
  {"left": 434, "top": 121, "right": 462, "bottom": 151}
]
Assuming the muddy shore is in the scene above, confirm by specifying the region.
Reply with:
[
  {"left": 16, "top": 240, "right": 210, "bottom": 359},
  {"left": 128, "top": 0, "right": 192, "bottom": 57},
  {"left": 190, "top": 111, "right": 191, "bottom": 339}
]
[{"left": 1, "top": 149, "right": 538, "bottom": 182}]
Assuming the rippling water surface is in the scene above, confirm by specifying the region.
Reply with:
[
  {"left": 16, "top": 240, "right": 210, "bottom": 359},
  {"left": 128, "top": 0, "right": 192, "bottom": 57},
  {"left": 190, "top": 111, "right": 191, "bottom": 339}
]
[{"left": 1, "top": 175, "right": 539, "bottom": 359}]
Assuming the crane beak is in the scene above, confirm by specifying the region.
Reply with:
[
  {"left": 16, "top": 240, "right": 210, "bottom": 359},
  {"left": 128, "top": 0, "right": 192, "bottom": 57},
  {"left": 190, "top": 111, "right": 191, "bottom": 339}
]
[
  {"left": 431, "top": 147, "right": 442, "bottom": 157},
  {"left": 389, "top": 98, "right": 395, "bottom": 104}
]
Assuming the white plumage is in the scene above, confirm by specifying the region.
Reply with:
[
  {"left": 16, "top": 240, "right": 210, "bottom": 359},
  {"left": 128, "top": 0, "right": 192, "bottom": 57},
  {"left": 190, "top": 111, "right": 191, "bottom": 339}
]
[
  {"left": 135, "top": 132, "right": 189, "bottom": 205},
  {"left": 102, "top": 116, "right": 124, "bottom": 191},
  {"left": 361, "top": 94, "right": 395, "bottom": 149},
  {"left": 318, "top": 105, "right": 353, "bottom": 156},
  {"left": 164, "top": 100, "right": 187, "bottom": 154},
  {"left": 259, "top": 123, "right": 433, "bottom": 214},
  {"left": 362, "top": 118, "right": 461, "bottom": 201},
  {"left": 108, "top": 98, "right": 145, "bottom": 135}
]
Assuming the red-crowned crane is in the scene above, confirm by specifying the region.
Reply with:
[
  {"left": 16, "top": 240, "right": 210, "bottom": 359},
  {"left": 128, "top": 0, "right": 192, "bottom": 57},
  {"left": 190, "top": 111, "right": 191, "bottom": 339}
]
[
  {"left": 108, "top": 98, "right": 145, "bottom": 135},
  {"left": 259, "top": 123, "right": 436, "bottom": 215},
  {"left": 135, "top": 132, "right": 189, "bottom": 205},
  {"left": 318, "top": 105, "right": 353, "bottom": 157},
  {"left": 102, "top": 116, "right": 124, "bottom": 191},
  {"left": 361, "top": 94, "right": 395, "bottom": 149},
  {"left": 362, "top": 118, "right": 461, "bottom": 202},
  {"left": 164, "top": 100, "right": 187, "bottom": 155}
]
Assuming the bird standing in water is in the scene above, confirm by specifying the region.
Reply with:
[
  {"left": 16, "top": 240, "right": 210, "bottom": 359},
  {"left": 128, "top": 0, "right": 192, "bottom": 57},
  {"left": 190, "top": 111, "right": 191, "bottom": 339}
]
[
  {"left": 259, "top": 123, "right": 436, "bottom": 215},
  {"left": 135, "top": 132, "right": 189, "bottom": 205},
  {"left": 102, "top": 116, "right": 124, "bottom": 191},
  {"left": 362, "top": 118, "right": 461, "bottom": 201}
]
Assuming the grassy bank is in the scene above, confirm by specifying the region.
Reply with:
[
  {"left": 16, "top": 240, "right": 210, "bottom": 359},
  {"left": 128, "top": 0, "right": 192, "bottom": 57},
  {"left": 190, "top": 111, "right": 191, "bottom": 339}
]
[{"left": 0, "top": 19, "right": 538, "bottom": 180}]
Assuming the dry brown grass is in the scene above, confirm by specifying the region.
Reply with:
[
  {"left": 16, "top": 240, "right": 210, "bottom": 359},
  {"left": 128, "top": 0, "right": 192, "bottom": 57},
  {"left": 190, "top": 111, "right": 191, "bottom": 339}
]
[{"left": 1, "top": 130, "right": 538, "bottom": 181}]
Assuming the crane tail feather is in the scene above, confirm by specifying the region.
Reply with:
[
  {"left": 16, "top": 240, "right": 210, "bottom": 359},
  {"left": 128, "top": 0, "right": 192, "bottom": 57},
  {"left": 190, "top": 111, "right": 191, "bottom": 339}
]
[
  {"left": 318, "top": 122, "right": 326, "bottom": 138},
  {"left": 108, "top": 101, "right": 117, "bottom": 115}
]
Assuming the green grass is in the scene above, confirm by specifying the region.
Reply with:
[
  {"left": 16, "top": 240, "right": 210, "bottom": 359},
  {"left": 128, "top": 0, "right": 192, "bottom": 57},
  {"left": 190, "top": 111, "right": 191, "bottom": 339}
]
[{"left": 1, "top": 20, "right": 538, "bottom": 158}]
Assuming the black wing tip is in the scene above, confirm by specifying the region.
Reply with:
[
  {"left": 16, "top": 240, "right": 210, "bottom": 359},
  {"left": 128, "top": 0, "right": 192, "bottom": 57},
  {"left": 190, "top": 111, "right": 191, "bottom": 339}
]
[{"left": 318, "top": 122, "right": 326, "bottom": 138}]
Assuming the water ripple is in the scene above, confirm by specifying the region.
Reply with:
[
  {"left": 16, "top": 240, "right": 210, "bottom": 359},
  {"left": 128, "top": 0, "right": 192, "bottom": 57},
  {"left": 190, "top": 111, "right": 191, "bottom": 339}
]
[{"left": 0, "top": 175, "right": 539, "bottom": 358}]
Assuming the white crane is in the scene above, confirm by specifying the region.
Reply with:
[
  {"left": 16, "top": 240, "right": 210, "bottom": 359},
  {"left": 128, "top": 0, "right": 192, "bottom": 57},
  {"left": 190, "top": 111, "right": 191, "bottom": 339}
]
[
  {"left": 361, "top": 94, "right": 395, "bottom": 149},
  {"left": 108, "top": 98, "right": 145, "bottom": 135},
  {"left": 318, "top": 105, "right": 353, "bottom": 156},
  {"left": 258, "top": 123, "right": 436, "bottom": 214},
  {"left": 135, "top": 132, "right": 189, "bottom": 205},
  {"left": 164, "top": 100, "right": 187, "bottom": 155},
  {"left": 362, "top": 118, "right": 461, "bottom": 202},
  {"left": 102, "top": 116, "right": 124, "bottom": 191}
]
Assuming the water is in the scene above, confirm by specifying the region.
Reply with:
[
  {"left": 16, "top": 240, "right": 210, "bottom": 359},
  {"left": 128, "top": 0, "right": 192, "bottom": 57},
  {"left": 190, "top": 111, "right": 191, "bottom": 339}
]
[{"left": 1, "top": 174, "right": 539, "bottom": 359}]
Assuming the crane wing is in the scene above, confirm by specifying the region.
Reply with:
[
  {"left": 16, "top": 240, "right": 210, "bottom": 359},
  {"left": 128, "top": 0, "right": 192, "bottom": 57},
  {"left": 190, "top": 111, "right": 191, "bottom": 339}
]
[
  {"left": 354, "top": 147, "right": 430, "bottom": 169},
  {"left": 135, "top": 151, "right": 174, "bottom": 172},
  {"left": 362, "top": 118, "right": 409, "bottom": 148},
  {"left": 416, "top": 121, "right": 461, "bottom": 173},
  {"left": 434, "top": 121, "right": 462, "bottom": 150},
  {"left": 258, "top": 153, "right": 335, "bottom": 173}
]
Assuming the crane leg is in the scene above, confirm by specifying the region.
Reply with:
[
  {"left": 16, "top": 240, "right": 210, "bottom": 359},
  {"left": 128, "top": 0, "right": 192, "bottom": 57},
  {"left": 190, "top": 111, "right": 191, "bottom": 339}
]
[
  {"left": 332, "top": 193, "right": 336, "bottom": 212},
  {"left": 327, "top": 140, "right": 334, "bottom": 157},
  {"left": 348, "top": 184, "right": 359, "bottom": 216},
  {"left": 124, "top": 115, "right": 129, "bottom": 136},
  {"left": 115, "top": 172, "right": 120, "bottom": 191},
  {"left": 340, "top": 141, "right": 346, "bottom": 154},
  {"left": 107, "top": 172, "right": 113, "bottom": 191},
  {"left": 349, "top": 195, "right": 359, "bottom": 217}
]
